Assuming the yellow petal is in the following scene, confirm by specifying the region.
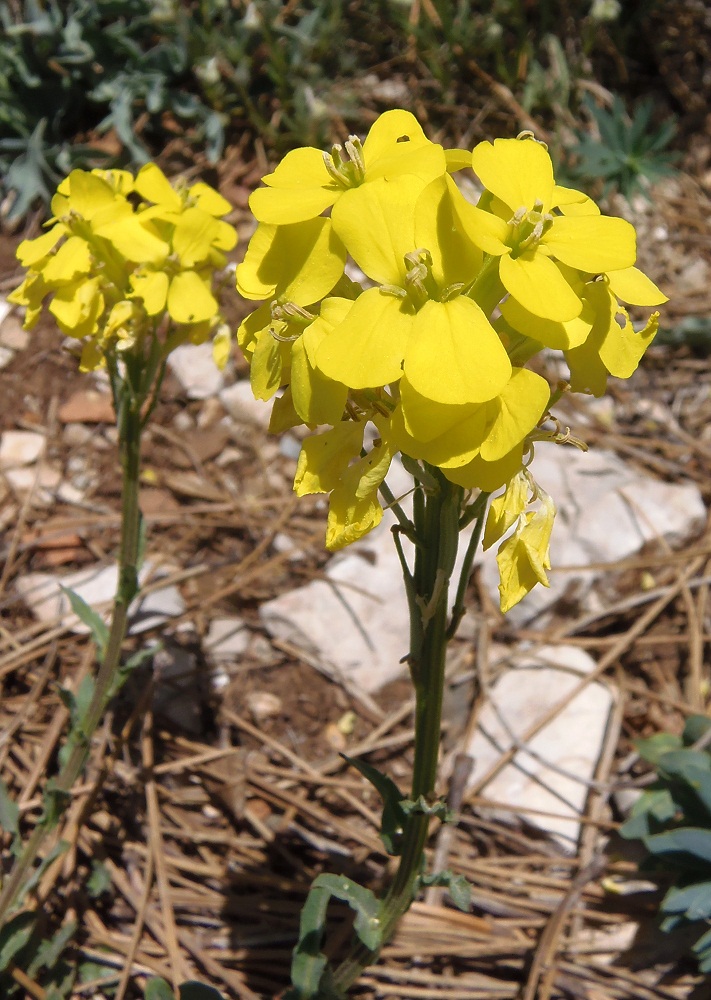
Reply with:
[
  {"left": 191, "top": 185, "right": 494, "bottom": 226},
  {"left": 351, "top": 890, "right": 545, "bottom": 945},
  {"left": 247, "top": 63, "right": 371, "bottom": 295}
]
[
  {"left": 606, "top": 266, "right": 667, "bottom": 306},
  {"left": 317, "top": 289, "right": 413, "bottom": 389},
  {"left": 93, "top": 209, "right": 169, "bottom": 264},
  {"left": 480, "top": 368, "right": 550, "bottom": 462},
  {"left": 446, "top": 175, "right": 510, "bottom": 256},
  {"left": 16, "top": 225, "right": 65, "bottom": 267},
  {"left": 599, "top": 307, "right": 659, "bottom": 379},
  {"left": 188, "top": 181, "right": 232, "bottom": 216},
  {"left": 331, "top": 176, "right": 425, "bottom": 286},
  {"left": 325, "top": 439, "right": 391, "bottom": 551},
  {"left": 294, "top": 422, "right": 364, "bottom": 496},
  {"left": 391, "top": 388, "right": 487, "bottom": 469},
  {"left": 471, "top": 137, "right": 555, "bottom": 213},
  {"left": 49, "top": 277, "right": 104, "bottom": 338},
  {"left": 443, "top": 443, "right": 525, "bottom": 492},
  {"left": 544, "top": 215, "right": 636, "bottom": 272},
  {"left": 250, "top": 147, "right": 339, "bottom": 224},
  {"left": 250, "top": 327, "right": 290, "bottom": 400},
  {"left": 483, "top": 471, "right": 530, "bottom": 550},
  {"left": 496, "top": 493, "right": 555, "bottom": 613},
  {"left": 212, "top": 326, "right": 232, "bottom": 370},
  {"left": 405, "top": 297, "right": 511, "bottom": 405},
  {"left": 415, "top": 177, "right": 484, "bottom": 287},
  {"left": 551, "top": 185, "right": 600, "bottom": 215},
  {"left": 130, "top": 270, "right": 169, "bottom": 315},
  {"left": 326, "top": 492, "right": 383, "bottom": 551},
  {"left": 362, "top": 109, "right": 433, "bottom": 165},
  {"left": 172, "top": 207, "right": 220, "bottom": 267},
  {"left": 167, "top": 270, "right": 218, "bottom": 324},
  {"left": 92, "top": 168, "right": 134, "bottom": 195},
  {"left": 500, "top": 252, "right": 583, "bottom": 322},
  {"left": 40, "top": 236, "right": 92, "bottom": 285},
  {"left": 291, "top": 335, "right": 348, "bottom": 426},
  {"left": 500, "top": 295, "right": 593, "bottom": 350},
  {"left": 236, "top": 218, "right": 346, "bottom": 304},
  {"left": 134, "top": 163, "right": 183, "bottom": 210},
  {"left": 65, "top": 169, "right": 118, "bottom": 219},
  {"left": 445, "top": 148, "right": 473, "bottom": 172}
]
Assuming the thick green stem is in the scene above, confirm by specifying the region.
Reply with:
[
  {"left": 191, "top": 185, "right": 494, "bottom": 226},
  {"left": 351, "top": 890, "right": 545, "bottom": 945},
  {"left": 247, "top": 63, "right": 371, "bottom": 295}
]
[
  {"left": 0, "top": 386, "right": 143, "bottom": 922},
  {"left": 330, "top": 469, "right": 463, "bottom": 995}
]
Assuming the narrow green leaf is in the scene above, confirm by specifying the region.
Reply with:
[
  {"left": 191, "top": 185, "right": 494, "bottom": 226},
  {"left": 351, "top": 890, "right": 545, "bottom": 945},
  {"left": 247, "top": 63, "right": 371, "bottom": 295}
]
[
  {"left": 179, "top": 983, "right": 226, "bottom": 1000},
  {"left": 420, "top": 870, "right": 471, "bottom": 912},
  {"left": 290, "top": 884, "right": 330, "bottom": 998},
  {"left": 28, "top": 918, "right": 77, "bottom": 977},
  {"left": 662, "top": 881, "right": 711, "bottom": 921},
  {"left": 683, "top": 715, "right": 711, "bottom": 746},
  {"left": 144, "top": 979, "right": 174, "bottom": 1000},
  {"left": 0, "top": 911, "right": 35, "bottom": 972},
  {"left": 342, "top": 755, "right": 406, "bottom": 856},
  {"left": 60, "top": 585, "right": 109, "bottom": 659},
  {"left": 0, "top": 779, "right": 19, "bottom": 836},
  {"left": 644, "top": 827, "right": 711, "bottom": 865},
  {"left": 312, "top": 874, "right": 381, "bottom": 952}
]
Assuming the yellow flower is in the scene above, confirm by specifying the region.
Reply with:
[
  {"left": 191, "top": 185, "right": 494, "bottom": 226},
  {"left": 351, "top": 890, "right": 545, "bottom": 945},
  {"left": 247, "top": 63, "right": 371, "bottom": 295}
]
[
  {"left": 461, "top": 136, "right": 638, "bottom": 322},
  {"left": 249, "top": 109, "right": 446, "bottom": 225},
  {"left": 11, "top": 165, "right": 237, "bottom": 369},
  {"left": 317, "top": 175, "right": 511, "bottom": 405}
]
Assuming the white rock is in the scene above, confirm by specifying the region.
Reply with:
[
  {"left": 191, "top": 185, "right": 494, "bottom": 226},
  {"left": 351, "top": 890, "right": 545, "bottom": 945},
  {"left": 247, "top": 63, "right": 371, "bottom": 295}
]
[
  {"left": 0, "top": 298, "right": 10, "bottom": 326},
  {"left": 204, "top": 616, "right": 250, "bottom": 660},
  {"left": 4, "top": 463, "right": 61, "bottom": 505},
  {"left": 219, "top": 381, "right": 271, "bottom": 429},
  {"left": 16, "top": 561, "right": 185, "bottom": 635},
  {"left": 272, "top": 532, "right": 305, "bottom": 562},
  {"left": 260, "top": 458, "right": 490, "bottom": 694},
  {"left": 466, "top": 645, "right": 614, "bottom": 848},
  {"left": 245, "top": 690, "right": 282, "bottom": 723},
  {"left": 168, "top": 342, "right": 224, "bottom": 399},
  {"left": 0, "top": 316, "right": 29, "bottom": 351},
  {"left": 63, "top": 422, "right": 94, "bottom": 447},
  {"left": 0, "top": 346, "right": 13, "bottom": 370},
  {"left": 0, "top": 430, "right": 45, "bottom": 468}
]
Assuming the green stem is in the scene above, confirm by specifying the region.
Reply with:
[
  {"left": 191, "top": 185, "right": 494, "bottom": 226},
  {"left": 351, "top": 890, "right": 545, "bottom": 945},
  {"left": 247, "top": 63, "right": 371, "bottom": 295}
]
[
  {"left": 0, "top": 379, "right": 143, "bottom": 922},
  {"left": 329, "top": 469, "right": 463, "bottom": 996}
]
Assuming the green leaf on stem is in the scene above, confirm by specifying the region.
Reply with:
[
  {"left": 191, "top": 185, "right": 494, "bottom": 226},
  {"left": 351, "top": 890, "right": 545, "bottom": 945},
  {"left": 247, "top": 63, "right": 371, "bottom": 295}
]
[
  {"left": 419, "top": 870, "right": 472, "bottom": 912},
  {"left": 144, "top": 979, "right": 175, "bottom": 1000},
  {"left": 0, "top": 911, "right": 35, "bottom": 971},
  {"left": 59, "top": 585, "right": 109, "bottom": 660},
  {"left": 312, "top": 874, "right": 382, "bottom": 951},
  {"left": 179, "top": 982, "right": 227, "bottom": 1000},
  {"left": 401, "top": 795, "right": 454, "bottom": 823},
  {"left": 20, "top": 841, "right": 69, "bottom": 904},
  {"left": 289, "top": 883, "right": 331, "bottom": 998},
  {"left": 0, "top": 779, "right": 19, "bottom": 837},
  {"left": 342, "top": 754, "right": 407, "bottom": 856},
  {"left": 27, "top": 918, "right": 77, "bottom": 976}
]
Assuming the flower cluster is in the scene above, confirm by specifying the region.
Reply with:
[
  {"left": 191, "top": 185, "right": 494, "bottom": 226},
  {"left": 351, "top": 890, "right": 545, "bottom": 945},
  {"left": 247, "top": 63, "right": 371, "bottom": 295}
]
[
  {"left": 10, "top": 165, "right": 236, "bottom": 372},
  {"left": 236, "top": 110, "right": 665, "bottom": 609}
]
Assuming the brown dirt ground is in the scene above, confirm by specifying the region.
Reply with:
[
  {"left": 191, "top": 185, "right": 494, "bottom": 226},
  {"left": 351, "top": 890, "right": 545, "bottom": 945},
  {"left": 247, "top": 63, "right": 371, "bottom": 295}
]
[{"left": 1, "top": 145, "right": 711, "bottom": 1000}]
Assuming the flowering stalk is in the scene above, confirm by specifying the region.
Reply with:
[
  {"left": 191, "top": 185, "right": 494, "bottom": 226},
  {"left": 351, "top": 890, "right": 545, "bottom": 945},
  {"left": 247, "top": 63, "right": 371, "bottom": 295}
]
[
  {"left": 3, "top": 166, "right": 236, "bottom": 926},
  {"left": 0, "top": 359, "right": 144, "bottom": 922},
  {"left": 332, "top": 468, "right": 467, "bottom": 993},
  {"left": 238, "top": 109, "right": 666, "bottom": 996}
]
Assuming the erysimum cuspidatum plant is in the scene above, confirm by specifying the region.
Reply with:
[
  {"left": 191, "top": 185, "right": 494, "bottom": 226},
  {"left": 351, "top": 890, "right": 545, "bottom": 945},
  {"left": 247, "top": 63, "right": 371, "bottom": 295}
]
[
  {"left": 1, "top": 165, "right": 236, "bottom": 934},
  {"left": 236, "top": 110, "right": 665, "bottom": 1000}
]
